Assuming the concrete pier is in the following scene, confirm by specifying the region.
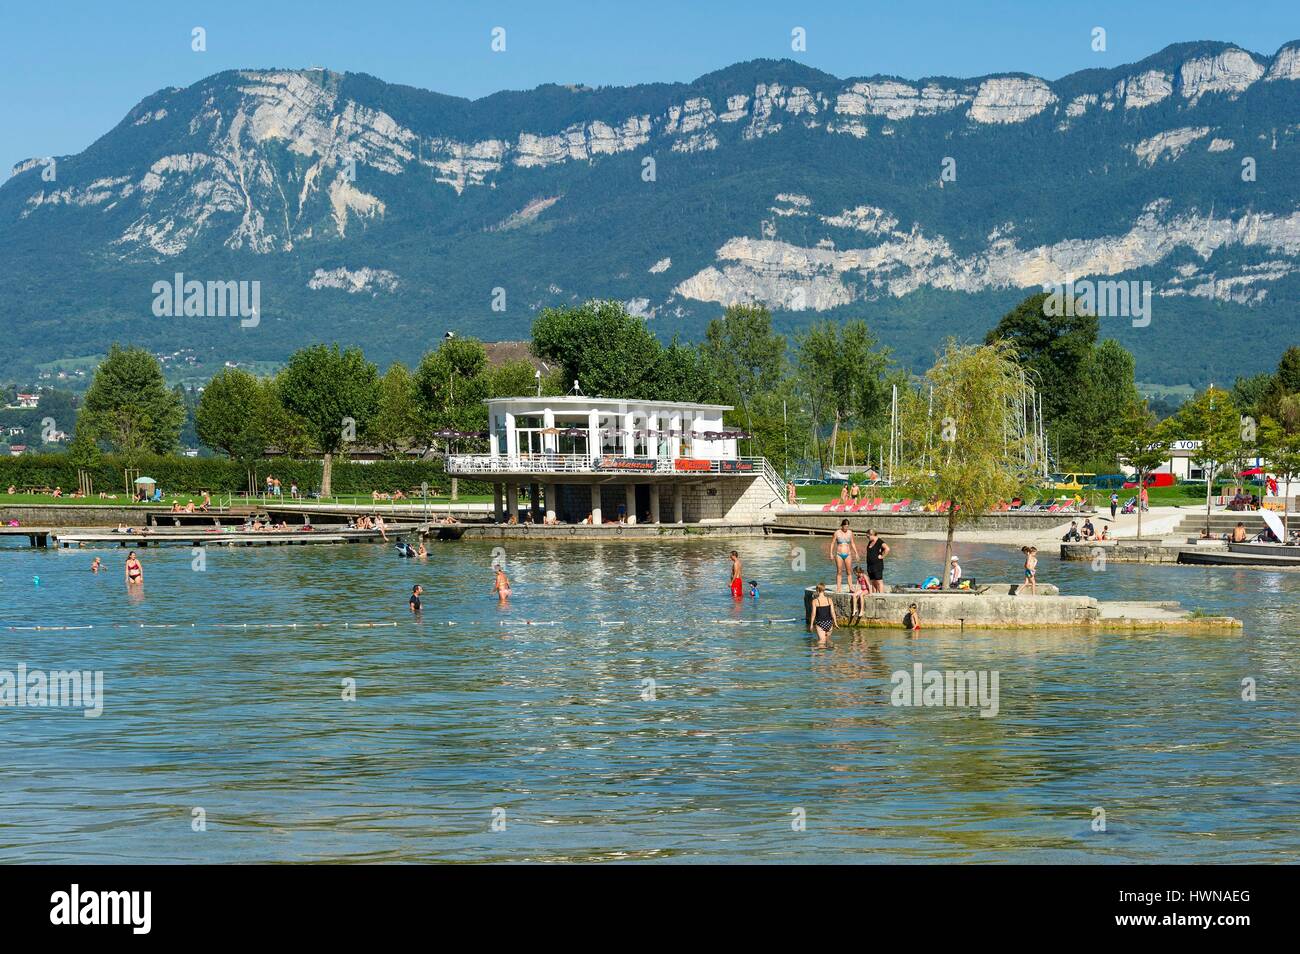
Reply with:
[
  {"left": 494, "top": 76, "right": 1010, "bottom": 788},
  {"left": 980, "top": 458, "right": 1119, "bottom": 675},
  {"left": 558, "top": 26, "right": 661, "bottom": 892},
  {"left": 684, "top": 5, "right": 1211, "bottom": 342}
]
[{"left": 804, "top": 586, "right": 1240, "bottom": 631}]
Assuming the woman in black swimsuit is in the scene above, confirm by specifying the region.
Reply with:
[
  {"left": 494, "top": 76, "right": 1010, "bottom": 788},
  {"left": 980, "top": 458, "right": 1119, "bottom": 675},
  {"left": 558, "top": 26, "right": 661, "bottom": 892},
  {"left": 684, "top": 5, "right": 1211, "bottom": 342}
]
[
  {"left": 865, "top": 530, "right": 889, "bottom": 592},
  {"left": 808, "top": 582, "right": 837, "bottom": 646}
]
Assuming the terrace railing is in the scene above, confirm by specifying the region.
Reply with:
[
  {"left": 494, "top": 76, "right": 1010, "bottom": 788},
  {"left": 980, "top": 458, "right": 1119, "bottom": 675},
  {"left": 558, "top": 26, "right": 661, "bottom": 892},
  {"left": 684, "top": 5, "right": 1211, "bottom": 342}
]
[{"left": 447, "top": 453, "right": 776, "bottom": 481}]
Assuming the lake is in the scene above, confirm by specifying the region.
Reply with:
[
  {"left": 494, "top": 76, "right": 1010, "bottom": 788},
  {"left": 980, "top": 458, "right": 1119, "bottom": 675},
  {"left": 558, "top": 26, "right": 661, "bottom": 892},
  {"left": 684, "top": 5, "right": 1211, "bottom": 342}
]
[{"left": 1, "top": 535, "right": 1296, "bottom": 863}]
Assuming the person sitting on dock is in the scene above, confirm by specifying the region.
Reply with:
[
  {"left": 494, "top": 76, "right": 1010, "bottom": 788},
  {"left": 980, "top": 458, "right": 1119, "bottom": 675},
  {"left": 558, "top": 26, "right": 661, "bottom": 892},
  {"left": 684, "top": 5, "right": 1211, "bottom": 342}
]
[
  {"left": 948, "top": 556, "right": 963, "bottom": 588},
  {"left": 1231, "top": 522, "right": 1248, "bottom": 543},
  {"left": 848, "top": 567, "right": 869, "bottom": 622},
  {"left": 1081, "top": 518, "right": 1096, "bottom": 540},
  {"left": 1062, "top": 521, "right": 1081, "bottom": 542},
  {"left": 1099, "top": 526, "right": 1110, "bottom": 541}
]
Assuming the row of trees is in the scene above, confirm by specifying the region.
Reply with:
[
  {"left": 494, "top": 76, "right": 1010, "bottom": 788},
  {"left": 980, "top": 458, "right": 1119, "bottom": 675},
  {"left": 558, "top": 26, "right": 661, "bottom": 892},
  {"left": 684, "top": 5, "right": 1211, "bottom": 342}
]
[{"left": 68, "top": 296, "right": 1300, "bottom": 511}]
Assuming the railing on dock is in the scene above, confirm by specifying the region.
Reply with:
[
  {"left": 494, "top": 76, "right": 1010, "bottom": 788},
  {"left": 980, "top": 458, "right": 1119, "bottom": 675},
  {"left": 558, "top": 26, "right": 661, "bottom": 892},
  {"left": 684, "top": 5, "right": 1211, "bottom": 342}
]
[{"left": 446, "top": 453, "right": 775, "bottom": 480}]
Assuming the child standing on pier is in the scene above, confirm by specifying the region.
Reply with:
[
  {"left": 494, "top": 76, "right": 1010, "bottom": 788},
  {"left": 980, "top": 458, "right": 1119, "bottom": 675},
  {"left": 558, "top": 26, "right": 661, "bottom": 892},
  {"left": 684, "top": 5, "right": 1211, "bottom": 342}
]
[{"left": 1020, "top": 546, "right": 1038, "bottom": 596}]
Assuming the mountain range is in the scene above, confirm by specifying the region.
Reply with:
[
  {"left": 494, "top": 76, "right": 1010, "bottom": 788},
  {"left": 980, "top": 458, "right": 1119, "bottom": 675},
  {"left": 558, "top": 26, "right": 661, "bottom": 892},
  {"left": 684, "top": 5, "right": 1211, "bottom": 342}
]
[{"left": 3, "top": 39, "right": 1299, "bottom": 386}]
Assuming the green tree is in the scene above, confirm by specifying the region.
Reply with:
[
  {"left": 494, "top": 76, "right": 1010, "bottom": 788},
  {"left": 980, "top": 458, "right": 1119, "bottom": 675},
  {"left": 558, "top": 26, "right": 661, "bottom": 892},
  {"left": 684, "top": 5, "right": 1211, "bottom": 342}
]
[
  {"left": 1176, "top": 385, "right": 1243, "bottom": 536},
  {"left": 650, "top": 336, "right": 714, "bottom": 404},
  {"left": 197, "top": 367, "right": 272, "bottom": 460},
  {"left": 1231, "top": 372, "right": 1275, "bottom": 419},
  {"left": 1259, "top": 417, "right": 1300, "bottom": 536},
  {"left": 1063, "top": 338, "right": 1141, "bottom": 467},
  {"left": 895, "top": 340, "right": 1032, "bottom": 577},
  {"left": 701, "top": 304, "right": 788, "bottom": 404},
  {"left": 414, "top": 336, "right": 491, "bottom": 442},
  {"left": 1113, "top": 403, "right": 1172, "bottom": 540},
  {"left": 1277, "top": 346, "right": 1300, "bottom": 394},
  {"left": 278, "top": 344, "right": 379, "bottom": 497},
  {"left": 796, "top": 318, "right": 892, "bottom": 470},
  {"left": 531, "top": 300, "right": 662, "bottom": 399},
  {"left": 985, "top": 291, "right": 1099, "bottom": 428},
  {"left": 367, "top": 362, "right": 421, "bottom": 457},
  {"left": 78, "top": 344, "right": 185, "bottom": 461},
  {"left": 487, "top": 359, "right": 564, "bottom": 401}
]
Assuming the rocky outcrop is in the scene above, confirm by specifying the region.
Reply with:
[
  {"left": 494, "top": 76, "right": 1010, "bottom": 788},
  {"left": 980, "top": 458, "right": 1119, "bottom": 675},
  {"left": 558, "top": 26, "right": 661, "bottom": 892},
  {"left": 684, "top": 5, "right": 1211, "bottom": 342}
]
[
  {"left": 674, "top": 200, "right": 1300, "bottom": 309},
  {"left": 1132, "top": 127, "right": 1211, "bottom": 165},
  {"left": 1266, "top": 44, "right": 1300, "bottom": 81},
  {"left": 307, "top": 266, "right": 399, "bottom": 294},
  {"left": 1116, "top": 70, "right": 1173, "bottom": 109},
  {"left": 968, "top": 77, "right": 1056, "bottom": 123},
  {"left": 1179, "top": 49, "right": 1265, "bottom": 102}
]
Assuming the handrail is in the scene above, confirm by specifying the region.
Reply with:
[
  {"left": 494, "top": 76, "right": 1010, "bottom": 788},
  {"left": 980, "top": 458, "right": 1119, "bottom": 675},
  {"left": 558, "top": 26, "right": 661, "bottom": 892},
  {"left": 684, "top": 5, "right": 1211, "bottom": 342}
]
[{"left": 446, "top": 453, "right": 775, "bottom": 478}]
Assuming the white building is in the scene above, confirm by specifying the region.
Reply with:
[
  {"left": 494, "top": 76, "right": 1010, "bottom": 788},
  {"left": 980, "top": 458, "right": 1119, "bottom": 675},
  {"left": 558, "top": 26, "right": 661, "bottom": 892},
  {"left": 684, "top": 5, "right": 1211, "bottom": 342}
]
[{"left": 447, "top": 396, "right": 785, "bottom": 524}]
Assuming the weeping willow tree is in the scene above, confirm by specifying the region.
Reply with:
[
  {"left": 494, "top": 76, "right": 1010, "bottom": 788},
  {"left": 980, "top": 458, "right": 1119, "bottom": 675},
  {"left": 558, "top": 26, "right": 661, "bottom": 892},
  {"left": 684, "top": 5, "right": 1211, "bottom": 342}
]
[{"left": 895, "top": 340, "right": 1035, "bottom": 579}]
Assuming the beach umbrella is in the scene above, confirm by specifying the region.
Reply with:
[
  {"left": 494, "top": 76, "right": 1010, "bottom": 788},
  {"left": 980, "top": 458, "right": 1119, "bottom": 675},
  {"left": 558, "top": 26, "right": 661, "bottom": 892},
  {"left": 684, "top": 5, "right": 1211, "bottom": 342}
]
[
  {"left": 1261, "top": 509, "right": 1286, "bottom": 541},
  {"left": 133, "top": 476, "right": 157, "bottom": 485},
  {"left": 1240, "top": 467, "right": 1265, "bottom": 476}
]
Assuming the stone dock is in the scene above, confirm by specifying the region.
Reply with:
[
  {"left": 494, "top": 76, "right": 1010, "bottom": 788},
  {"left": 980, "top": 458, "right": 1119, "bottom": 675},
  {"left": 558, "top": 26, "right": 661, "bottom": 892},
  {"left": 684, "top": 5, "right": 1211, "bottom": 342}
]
[{"left": 803, "top": 585, "right": 1240, "bottom": 631}]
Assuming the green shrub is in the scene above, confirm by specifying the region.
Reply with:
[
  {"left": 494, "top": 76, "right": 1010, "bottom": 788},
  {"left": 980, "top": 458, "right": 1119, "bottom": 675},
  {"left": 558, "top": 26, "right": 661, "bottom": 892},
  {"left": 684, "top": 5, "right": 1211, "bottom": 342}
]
[{"left": 0, "top": 453, "right": 489, "bottom": 496}]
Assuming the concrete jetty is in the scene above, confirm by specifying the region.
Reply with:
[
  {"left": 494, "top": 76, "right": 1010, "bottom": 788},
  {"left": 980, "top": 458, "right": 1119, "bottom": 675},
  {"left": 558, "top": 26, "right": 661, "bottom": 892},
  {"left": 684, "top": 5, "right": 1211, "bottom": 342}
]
[{"left": 803, "top": 585, "right": 1240, "bottom": 631}]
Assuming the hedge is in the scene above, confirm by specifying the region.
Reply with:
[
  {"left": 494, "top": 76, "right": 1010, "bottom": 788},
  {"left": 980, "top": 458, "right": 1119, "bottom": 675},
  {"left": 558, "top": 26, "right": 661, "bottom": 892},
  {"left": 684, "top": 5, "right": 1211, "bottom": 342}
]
[{"left": 0, "top": 453, "right": 491, "bottom": 496}]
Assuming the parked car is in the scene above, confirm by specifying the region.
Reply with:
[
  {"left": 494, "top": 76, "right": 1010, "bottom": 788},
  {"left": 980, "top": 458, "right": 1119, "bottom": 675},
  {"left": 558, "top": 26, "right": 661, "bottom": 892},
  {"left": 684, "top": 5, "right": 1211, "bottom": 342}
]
[
  {"left": 1048, "top": 472, "right": 1096, "bottom": 491},
  {"left": 1123, "top": 473, "right": 1175, "bottom": 490}
]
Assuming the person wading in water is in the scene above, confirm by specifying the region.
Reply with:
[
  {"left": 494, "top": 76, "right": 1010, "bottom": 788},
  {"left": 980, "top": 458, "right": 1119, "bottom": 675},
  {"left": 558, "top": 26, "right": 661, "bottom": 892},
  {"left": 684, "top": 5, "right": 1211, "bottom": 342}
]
[{"left": 808, "top": 583, "right": 837, "bottom": 646}]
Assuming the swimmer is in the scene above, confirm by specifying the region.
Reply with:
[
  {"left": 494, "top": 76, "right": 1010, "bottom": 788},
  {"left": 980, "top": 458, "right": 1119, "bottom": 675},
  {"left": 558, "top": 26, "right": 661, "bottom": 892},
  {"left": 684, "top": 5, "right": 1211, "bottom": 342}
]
[
  {"left": 808, "top": 582, "right": 836, "bottom": 646},
  {"left": 903, "top": 602, "right": 922, "bottom": 633},
  {"left": 748, "top": 580, "right": 759, "bottom": 599},
  {"left": 409, "top": 584, "right": 422, "bottom": 613},
  {"left": 728, "top": 550, "right": 743, "bottom": 599},
  {"left": 493, "top": 567, "right": 511, "bottom": 601},
  {"left": 91, "top": 557, "right": 102, "bottom": 573},
  {"left": 124, "top": 550, "right": 143, "bottom": 587}
]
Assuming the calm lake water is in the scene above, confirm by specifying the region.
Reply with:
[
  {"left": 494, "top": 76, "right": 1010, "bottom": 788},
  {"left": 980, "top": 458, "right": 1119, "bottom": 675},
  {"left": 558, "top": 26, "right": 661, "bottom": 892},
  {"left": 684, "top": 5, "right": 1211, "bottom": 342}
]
[{"left": 1, "top": 534, "right": 1297, "bottom": 863}]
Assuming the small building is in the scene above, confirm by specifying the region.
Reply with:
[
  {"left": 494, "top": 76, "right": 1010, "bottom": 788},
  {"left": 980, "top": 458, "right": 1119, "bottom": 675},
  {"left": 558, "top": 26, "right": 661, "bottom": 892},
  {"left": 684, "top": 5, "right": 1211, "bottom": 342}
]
[
  {"left": 9, "top": 444, "right": 27, "bottom": 456},
  {"left": 15, "top": 393, "right": 39, "bottom": 409},
  {"left": 447, "top": 395, "right": 785, "bottom": 524}
]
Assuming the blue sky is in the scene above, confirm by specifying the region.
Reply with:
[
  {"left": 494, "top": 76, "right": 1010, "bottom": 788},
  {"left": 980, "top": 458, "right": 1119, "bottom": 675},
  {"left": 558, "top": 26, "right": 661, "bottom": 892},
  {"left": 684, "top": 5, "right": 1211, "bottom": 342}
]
[{"left": 3, "top": 0, "right": 1299, "bottom": 176}]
